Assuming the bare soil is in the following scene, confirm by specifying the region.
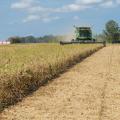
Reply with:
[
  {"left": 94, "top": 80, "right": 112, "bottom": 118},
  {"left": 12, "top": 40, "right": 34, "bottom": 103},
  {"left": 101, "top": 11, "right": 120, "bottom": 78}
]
[{"left": 1, "top": 45, "right": 120, "bottom": 120}]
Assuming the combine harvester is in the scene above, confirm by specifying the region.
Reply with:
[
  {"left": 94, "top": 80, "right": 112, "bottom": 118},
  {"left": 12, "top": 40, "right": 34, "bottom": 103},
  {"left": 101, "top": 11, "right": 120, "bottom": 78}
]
[{"left": 60, "top": 26, "right": 106, "bottom": 46}]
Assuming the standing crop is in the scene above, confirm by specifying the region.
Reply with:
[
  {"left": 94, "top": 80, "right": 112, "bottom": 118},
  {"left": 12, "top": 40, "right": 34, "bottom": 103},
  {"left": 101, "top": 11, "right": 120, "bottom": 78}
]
[{"left": 0, "top": 43, "right": 103, "bottom": 110}]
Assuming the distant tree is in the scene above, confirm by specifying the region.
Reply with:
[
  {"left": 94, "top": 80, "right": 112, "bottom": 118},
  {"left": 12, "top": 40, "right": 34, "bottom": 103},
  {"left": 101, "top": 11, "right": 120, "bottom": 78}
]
[
  {"left": 8, "top": 36, "right": 21, "bottom": 44},
  {"left": 103, "top": 20, "right": 120, "bottom": 43},
  {"left": 24, "top": 36, "right": 36, "bottom": 43},
  {"left": 8, "top": 35, "right": 64, "bottom": 44}
]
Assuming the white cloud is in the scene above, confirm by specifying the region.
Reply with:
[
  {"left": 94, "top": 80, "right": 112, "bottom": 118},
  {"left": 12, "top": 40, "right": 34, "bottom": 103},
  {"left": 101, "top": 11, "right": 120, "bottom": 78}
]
[
  {"left": 100, "top": 1, "right": 115, "bottom": 8},
  {"left": 76, "top": 0, "right": 103, "bottom": 5},
  {"left": 42, "top": 16, "right": 60, "bottom": 23},
  {"left": 59, "top": 4, "right": 89, "bottom": 12},
  {"left": 23, "top": 15, "right": 40, "bottom": 23},
  {"left": 11, "top": 0, "right": 119, "bottom": 23},
  {"left": 116, "top": 0, "right": 120, "bottom": 4},
  {"left": 11, "top": 0, "right": 33, "bottom": 9},
  {"left": 23, "top": 14, "right": 60, "bottom": 23}
]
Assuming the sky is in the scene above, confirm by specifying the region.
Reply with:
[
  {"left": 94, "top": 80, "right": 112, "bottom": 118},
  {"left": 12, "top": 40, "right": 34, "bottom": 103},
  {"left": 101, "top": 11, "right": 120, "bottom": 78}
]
[{"left": 0, "top": 0, "right": 120, "bottom": 40}]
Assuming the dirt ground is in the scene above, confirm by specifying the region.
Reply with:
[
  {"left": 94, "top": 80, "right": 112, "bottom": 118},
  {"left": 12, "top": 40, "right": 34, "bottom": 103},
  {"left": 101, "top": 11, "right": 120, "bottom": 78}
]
[{"left": 0, "top": 45, "right": 120, "bottom": 120}]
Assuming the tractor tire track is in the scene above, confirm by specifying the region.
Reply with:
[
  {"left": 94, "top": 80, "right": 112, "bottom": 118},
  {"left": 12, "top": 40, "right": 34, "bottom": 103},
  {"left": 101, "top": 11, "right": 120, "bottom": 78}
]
[
  {"left": 98, "top": 45, "right": 114, "bottom": 120},
  {"left": 0, "top": 45, "right": 120, "bottom": 120},
  {"left": 99, "top": 45, "right": 120, "bottom": 120}
]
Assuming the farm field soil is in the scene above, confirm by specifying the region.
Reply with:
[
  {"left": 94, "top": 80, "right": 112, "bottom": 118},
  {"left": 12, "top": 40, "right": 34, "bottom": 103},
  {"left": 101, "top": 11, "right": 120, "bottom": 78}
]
[{"left": 1, "top": 45, "right": 120, "bottom": 120}]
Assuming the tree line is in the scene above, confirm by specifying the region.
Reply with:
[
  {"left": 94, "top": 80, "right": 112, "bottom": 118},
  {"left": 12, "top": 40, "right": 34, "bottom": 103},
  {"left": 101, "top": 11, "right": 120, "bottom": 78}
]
[{"left": 8, "top": 35, "right": 65, "bottom": 44}]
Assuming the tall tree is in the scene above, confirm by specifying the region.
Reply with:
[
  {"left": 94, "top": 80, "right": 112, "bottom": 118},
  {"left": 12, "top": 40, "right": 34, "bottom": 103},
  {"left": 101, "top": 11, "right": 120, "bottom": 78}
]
[{"left": 104, "top": 20, "right": 120, "bottom": 43}]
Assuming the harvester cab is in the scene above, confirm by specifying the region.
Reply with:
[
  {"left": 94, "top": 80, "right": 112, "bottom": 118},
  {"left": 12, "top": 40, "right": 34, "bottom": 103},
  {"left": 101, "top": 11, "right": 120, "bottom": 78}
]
[{"left": 73, "top": 26, "right": 94, "bottom": 42}]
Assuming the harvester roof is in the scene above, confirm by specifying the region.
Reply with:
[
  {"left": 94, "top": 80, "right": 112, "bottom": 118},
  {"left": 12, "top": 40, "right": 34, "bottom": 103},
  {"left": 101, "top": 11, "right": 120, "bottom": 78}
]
[{"left": 76, "top": 27, "right": 91, "bottom": 30}]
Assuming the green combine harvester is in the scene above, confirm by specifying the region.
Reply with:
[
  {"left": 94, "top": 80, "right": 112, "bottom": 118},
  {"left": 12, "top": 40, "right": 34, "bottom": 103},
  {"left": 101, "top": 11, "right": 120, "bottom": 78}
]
[
  {"left": 74, "top": 27, "right": 94, "bottom": 42},
  {"left": 60, "top": 26, "right": 106, "bottom": 46}
]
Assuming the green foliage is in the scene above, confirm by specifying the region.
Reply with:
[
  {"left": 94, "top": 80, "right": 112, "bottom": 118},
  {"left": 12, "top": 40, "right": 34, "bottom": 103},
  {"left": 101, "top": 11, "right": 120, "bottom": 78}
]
[
  {"left": 103, "top": 20, "right": 120, "bottom": 43},
  {"left": 8, "top": 36, "right": 21, "bottom": 44}
]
